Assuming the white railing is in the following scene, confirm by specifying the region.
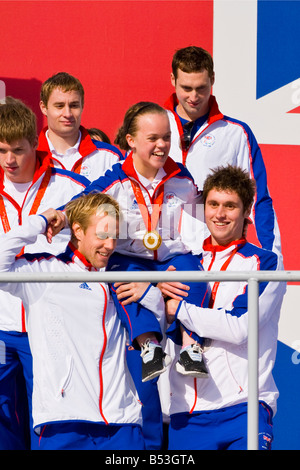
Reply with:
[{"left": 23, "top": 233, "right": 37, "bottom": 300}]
[{"left": 1, "top": 269, "right": 299, "bottom": 450}]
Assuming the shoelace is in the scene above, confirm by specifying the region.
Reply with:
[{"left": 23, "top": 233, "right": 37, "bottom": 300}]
[{"left": 185, "top": 344, "right": 203, "bottom": 361}]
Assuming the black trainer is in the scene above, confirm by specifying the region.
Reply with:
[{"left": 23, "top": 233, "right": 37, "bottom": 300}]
[
  {"left": 176, "top": 344, "right": 209, "bottom": 378},
  {"left": 140, "top": 340, "right": 171, "bottom": 382}
]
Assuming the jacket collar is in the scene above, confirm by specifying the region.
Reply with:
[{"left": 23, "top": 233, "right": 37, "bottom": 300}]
[
  {"left": 164, "top": 93, "right": 224, "bottom": 129},
  {"left": 203, "top": 236, "right": 247, "bottom": 254},
  {"left": 122, "top": 151, "right": 182, "bottom": 185},
  {"left": 37, "top": 125, "right": 97, "bottom": 158},
  {"left": 65, "top": 241, "right": 97, "bottom": 271}
]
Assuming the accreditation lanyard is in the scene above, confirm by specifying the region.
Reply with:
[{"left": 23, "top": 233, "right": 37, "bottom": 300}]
[
  {"left": 130, "top": 178, "right": 164, "bottom": 251},
  {"left": 0, "top": 167, "right": 52, "bottom": 332},
  {"left": 208, "top": 241, "right": 245, "bottom": 308},
  {"left": 0, "top": 167, "right": 52, "bottom": 235}
]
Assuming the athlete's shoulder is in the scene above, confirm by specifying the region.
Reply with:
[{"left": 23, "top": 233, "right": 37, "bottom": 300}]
[
  {"left": 222, "top": 114, "right": 257, "bottom": 140},
  {"left": 170, "top": 159, "right": 195, "bottom": 182},
  {"left": 21, "top": 252, "right": 56, "bottom": 263},
  {"left": 239, "top": 241, "right": 279, "bottom": 270},
  {"left": 50, "top": 167, "right": 90, "bottom": 187},
  {"left": 83, "top": 161, "right": 127, "bottom": 194},
  {"left": 91, "top": 140, "right": 124, "bottom": 160}
]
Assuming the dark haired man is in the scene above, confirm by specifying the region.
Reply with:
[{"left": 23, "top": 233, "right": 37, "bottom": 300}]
[
  {"left": 163, "top": 165, "right": 286, "bottom": 450},
  {"left": 164, "top": 46, "right": 282, "bottom": 258}
]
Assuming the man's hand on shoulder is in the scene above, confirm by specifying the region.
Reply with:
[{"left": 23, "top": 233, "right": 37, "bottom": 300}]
[{"left": 41, "top": 209, "right": 66, "bottom": 243}]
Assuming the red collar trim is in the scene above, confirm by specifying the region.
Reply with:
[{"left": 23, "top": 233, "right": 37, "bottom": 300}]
[
  {"left": 203, "top": 236, "right": 247, "bottom": 253},
  {"left": 122, "top": 151, "right": 181, "bottom": 183},
  {"left": 68, "top": 241, "right": 95, "bottom": 270},
  {"left": 37, "top": 126, "right": 97, "bottom": 158},
  {"left": 78, "top": 126, "right": 98, "bottom": 157},
  {"left": 164, "top": 93, "right": 224, "bottom": 126}
]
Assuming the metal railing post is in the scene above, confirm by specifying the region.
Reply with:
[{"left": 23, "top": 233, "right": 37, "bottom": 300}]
[
  {"left": 247, "top": 278, "right": 259, "bottom": 450},
  {"left": 0, "top": 269, "right": 299, "bottom": 451}
]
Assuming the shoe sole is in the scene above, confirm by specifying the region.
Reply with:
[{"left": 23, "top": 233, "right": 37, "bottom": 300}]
[
  {"left": 142, "top": 365, "right": 167, "bottom": 382},
  {"left": 142, "top": 354, "right": 172, "bottom": 383},
  {"left": 175, "top": 361, "right": 209, "bottom": 378}
]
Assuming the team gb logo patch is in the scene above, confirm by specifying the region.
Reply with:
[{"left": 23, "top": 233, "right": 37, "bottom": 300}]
[
  {"left": 165, "top": 192, "right": 179, "bottom": 207},
  {"left": 201, "top": 134, "right": 215, "bottom": 147}
]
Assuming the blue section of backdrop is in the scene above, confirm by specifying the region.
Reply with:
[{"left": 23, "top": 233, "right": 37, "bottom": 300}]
[{"left": 257, "top": 0, "right": 300, "bottom": 99}]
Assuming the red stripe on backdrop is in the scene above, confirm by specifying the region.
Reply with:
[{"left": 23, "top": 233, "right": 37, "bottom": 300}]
[
  {"left": 247, "top": 143, "right": 299, "bottom": 276},
  {"left": 0, "top": 1, "right": 213, "bottom": 141}
]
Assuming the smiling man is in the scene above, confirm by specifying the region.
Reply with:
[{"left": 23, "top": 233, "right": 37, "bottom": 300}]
[
  {"left": 0, "top": 97, "right": 90, "bottom": 450},
  {"left": 164, "top": 46, "right": 282, "bottom": 258},
  {"left": 163, "top": 165, "right": 286, "bottom": 450},
  {"left": 38, "top": 72, "right": 123, "bottom": 180},
  {"left": 0, "top": 192, "right": 159, "bottom": 450}
]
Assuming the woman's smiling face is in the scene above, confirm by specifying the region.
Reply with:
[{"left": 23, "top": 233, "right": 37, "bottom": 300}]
[{"left": 127, "top": 112, "right": 171, "bottom": 181}]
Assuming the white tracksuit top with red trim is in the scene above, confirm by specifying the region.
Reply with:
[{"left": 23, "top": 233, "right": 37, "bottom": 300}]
[
  {"left": 164, "top": 94, "right": 282, "bottom": 258},
  {"left": 0, "top": 215, "right": 164, "bottom": 429},
  {"left": 0, "top": 154, "right": 90, "bottom": 332},
  {"left": 37, "top": 126, "right": 123, "bottom": 181},
  {"left": 80, "top": 152, "right": 205, "bottom": 261},
  {"left": 167, "top": 237, "right": 286, "bottom": 416}
]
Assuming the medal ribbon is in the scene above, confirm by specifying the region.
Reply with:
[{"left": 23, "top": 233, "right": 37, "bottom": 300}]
[
  {"left": 0, "top": 166, "right": 52, "bottom": 234},
  {"left": 130, "top": 178, "right": 164, "bottom": 234},
  {"left": 0, "top": 167, "right": 52, "bottom": 332},
  {"left": 208, "top": 241, "right": 246, "bottom": 308}
]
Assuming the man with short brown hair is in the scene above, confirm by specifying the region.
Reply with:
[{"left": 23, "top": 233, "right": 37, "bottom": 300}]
[
  {"left": 38, "top": 72, "right": 123, "bottom": 180},
  {"left": 164, "top": 46, "right": 282, "bottom": 258}
]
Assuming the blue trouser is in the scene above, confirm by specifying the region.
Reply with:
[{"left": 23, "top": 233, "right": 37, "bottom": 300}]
[
  {"left": 168, "top": 402, "right": 274, "bottom": 450},
  {"left": 108, "top": 251, "right": 209, "bottom": 347},
  {"left": 34, "top": 422, "right": 145, "bottom": 450},
  {"left": 107, "top": 251, "right": 209, "bottom": 450},
  {"left": 0, "top": 331, "right": 38, "bottom": 450},
  {"left": 125, "top": 345, "right": 164, "bottom": 450}
]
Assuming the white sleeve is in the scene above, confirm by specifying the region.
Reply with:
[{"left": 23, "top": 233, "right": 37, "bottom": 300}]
[
  {"left": 0, "top": 215, "right": 47, "bottom": 298},
  {"left": 176, "top": 278, "right": 286, "bottom": 345}
]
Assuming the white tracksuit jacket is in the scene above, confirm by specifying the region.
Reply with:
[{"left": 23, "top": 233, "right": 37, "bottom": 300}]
[
  {"left": 37, "top": 126, "right": 123, "bottom": 181},
  {"left": 164, "top": 94, "right": 282, "bottom": 257},
  {"left": 0, "top": 215, "right": 165, "bottom": 430},
  {"left": 166, "top": 237, "right": 286, "bottom": 417},
  {"left": 0, "top": 153, "right": 90, "bottom": 332},
  {"left": 80, "top": 152, "right": 205, "bottom": 261}
]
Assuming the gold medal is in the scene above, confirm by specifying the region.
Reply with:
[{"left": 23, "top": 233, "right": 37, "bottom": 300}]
[
  {"left": 143, "top": 230, "right": 162, "bottom": 250},
  {"left": 129, "top": 173, "right": 164, "bottom": 252}
]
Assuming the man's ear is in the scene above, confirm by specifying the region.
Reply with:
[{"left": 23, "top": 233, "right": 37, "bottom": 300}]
[
  {"left": 72, "top": 222, "right": 83, "bottom": 241},
  {"left": 244, "top": 204, "right": 252, "bottom": 220},
  {"left": 39, "top": 100, "right": 48, "bottom": 117},
  {"left": 170, "top": 72, "right": 176, "bottom": 87},
  {"left": 32, "top": 135, "right": 39, "bottom": 151}
]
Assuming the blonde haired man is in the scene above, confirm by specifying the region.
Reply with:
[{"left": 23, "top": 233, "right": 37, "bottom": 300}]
[
  {"left": 0, "top": 97, "right": 90, "bottom": 449},
  {"left": 0, "top": 192, "right": 164, "bottom": 450}
]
